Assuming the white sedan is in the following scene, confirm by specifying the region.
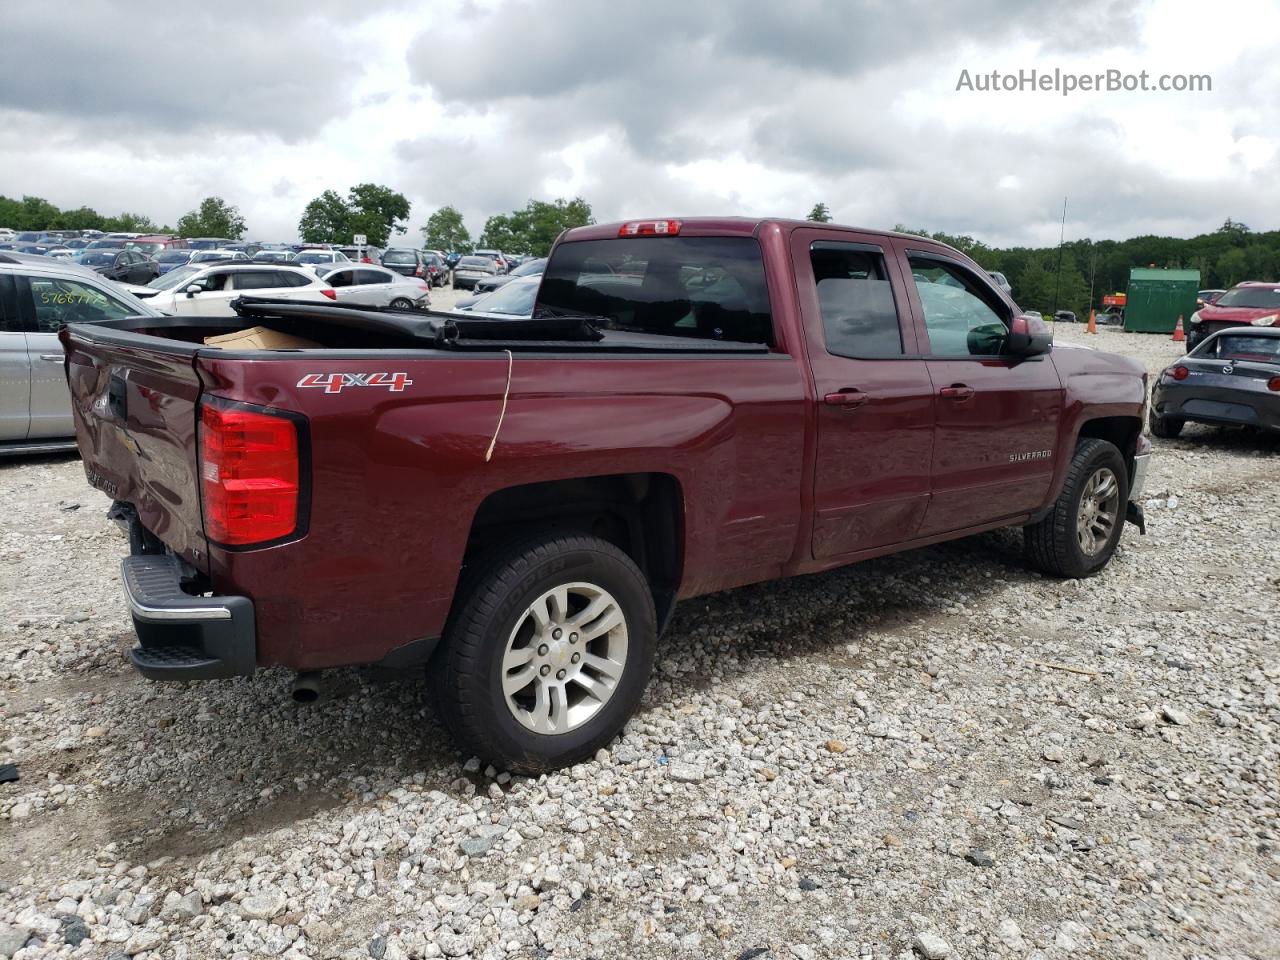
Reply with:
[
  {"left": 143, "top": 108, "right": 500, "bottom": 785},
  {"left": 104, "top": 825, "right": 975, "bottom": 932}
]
[
  {"left": 319, "top": 264, "right": 432, "bottom": 310},
  {"left": 141, "top": 263, "right": 335, "bottom": 315}
]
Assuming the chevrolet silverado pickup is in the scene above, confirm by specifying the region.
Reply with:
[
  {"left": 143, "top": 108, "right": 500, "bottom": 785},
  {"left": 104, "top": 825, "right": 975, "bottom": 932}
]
[{"left": 61, "top": 218, "right": 1152, "bottom": 773}]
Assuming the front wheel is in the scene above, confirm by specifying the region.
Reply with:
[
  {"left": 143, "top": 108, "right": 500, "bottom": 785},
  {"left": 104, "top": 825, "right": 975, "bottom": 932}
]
[
  {"left": 1024, "top": 438, "right": 1129, "bottom": 578},
  {"left": 431, "top": 534, "right": 657, "bottom": 774}
]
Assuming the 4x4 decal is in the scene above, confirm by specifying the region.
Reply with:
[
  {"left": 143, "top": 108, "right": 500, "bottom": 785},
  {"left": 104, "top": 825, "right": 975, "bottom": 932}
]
[{"left": 297, "top": 372, "right": 413, "bottom": 394}]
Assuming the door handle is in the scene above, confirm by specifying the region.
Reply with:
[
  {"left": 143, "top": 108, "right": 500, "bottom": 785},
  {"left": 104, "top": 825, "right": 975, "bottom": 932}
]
[
  {"left": 824, "top": 389, "right": 868, "bottom": 408},
  {"left": 40, "top": 354, "right": 63, "bottom": 361},
  {"left": 939, "top": 384, "right": 975, "bottom": 401}
]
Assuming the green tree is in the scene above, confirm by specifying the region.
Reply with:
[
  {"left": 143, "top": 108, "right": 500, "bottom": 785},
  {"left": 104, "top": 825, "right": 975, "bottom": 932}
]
[
  {"left": 103, "top": 211, "right": 159, "bottom": 233},
  {"left": 1216, "top": 248, "right": 1249, "bottom": 286},
  {"left": 297, "top": 189, "right": 351, "bottom": 244},
  {"left": 346, "top": 183, "right": 410, "bottom": 247},
  {"left": 807, "top": 202, "right": 832, "bottom": 223},
  {"left": 422, "top": 205, "right": 472, "bottom": 253},
  {"left": 479, "top": 198, "right": 593, "bottom": 256},
  {"left": 177, "top": 197, "right": 246, "bottom": 239},
  {"left": 50, "top": 206, "right": 105, "bottom": 231},
  {"left": 15, "top": 195, "right": 60, "bottom": 231}
]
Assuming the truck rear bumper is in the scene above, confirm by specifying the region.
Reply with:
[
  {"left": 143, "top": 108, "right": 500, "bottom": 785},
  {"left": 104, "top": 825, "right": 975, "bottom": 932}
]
[{"left": 122, "top": 555, "right": 257, "bottom": 680}]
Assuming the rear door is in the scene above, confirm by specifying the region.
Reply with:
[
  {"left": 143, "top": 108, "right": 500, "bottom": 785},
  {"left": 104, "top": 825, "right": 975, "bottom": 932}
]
[
  {"left": 0, "top": 274, "right": 30, "bottom": 441},
  {"left": 790, "top": 228, "right": 936, "bottom": 557},
  {"left": 893, "top": 245, "right": 1064, "bottom": 536}
]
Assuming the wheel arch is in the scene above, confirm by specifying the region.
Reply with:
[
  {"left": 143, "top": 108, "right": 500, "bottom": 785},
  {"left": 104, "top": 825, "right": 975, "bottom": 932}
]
[{"left": 461, "top": 472, "right": 685, "bottom": 631}]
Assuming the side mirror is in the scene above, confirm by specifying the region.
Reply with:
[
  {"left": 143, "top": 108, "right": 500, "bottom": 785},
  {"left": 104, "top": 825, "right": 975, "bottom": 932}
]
[
  {"left": 185, "top": 284, "right": 202, "bottom": 297},
  {"left": 1007, "top": 313, "right": 1053, "bottom": 356}
]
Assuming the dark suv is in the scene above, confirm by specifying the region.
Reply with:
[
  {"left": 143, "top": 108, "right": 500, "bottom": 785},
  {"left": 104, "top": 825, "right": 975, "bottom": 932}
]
[{"left": 381, "top": 248, "right": 429, "bottom": 281}]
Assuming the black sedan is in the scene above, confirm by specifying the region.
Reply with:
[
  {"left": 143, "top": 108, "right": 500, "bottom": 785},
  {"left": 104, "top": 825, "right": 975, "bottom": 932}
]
[
  {"left": 1150, "top": 327, "right": 1280, "bottom": 437},
  {"left": 80, "top": 248, "right": 160, "bottom": 284}
]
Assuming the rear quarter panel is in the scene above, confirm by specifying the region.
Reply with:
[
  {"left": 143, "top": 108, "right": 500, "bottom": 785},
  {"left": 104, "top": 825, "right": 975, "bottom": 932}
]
[{"left": 197, "top": 350, "right": 807, "bottom": 670}]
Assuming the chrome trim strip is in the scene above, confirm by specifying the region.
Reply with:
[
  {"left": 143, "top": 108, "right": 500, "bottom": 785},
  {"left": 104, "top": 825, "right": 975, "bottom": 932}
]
[
  {"left": 1129, "top": 452, "right": 1151, "bottom": 500},
  {"left": 121, "top": 560, "right": 232, "bottom": 622}
]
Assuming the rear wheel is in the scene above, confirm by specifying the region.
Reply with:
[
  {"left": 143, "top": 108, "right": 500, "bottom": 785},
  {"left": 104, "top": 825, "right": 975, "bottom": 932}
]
[
  {"left": 431, "top": 534, "right": 656, "bottom": 774},
  {"left": 390, "top": 297, "right": 413, "bottom": 310},
  {"left": 1024, "top": 438, "right": 1128, "bottom": 578},
  {"left": 1149, "top": 409, "right": 1184, "bottom": 438}
]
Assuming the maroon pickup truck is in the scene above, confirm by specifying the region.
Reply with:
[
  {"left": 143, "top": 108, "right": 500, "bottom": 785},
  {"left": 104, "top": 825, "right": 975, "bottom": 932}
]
[{"left": 62, "top": 217, "right": 1151, "bottom": 772}]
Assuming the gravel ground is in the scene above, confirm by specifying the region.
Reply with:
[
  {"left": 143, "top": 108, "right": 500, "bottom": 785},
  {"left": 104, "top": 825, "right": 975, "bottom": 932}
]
[{"left": 1, "top": 322, "right": 1277, "bottom": 960}]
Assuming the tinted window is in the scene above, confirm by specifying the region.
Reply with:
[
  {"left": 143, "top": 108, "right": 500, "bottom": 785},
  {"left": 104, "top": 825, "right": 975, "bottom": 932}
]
[
  {"left": 908, "top": 256, "right": 1009, "bottom": 356},
  {"left": 231, "top": 271, "right": 285, "bottom": 290},
  {"left": 26, "top": 277, "right": 134, "bottom": 330},
  {"left": 1202, "top": 334, "right": 1280, "bottom": 361},
  {"left": 810, "top": 243, "right": 902, "bottom": 358},
  {"left": 537, "top": 237, "right": 774, "bottom": 345},
  {"left": 0, "top": 275, "right": 18, "bottom": 331},
  {"left": 511, "top": 258, "right": 547, "bottom": 277},
  {"left": 327, "top": 270, "right": 353, "bottom": 288},
  {"left": 383, "top": 250, "right": 417, "bottom": 265},
  {"left": 355, "top": 269, "right": 390, "bottom": 285},
  {"left": 1213, "top": 287, "right": 1280, "bottom": 308},
  {"left": 277, "top": 270, "right": 311, "bottom": 287}
]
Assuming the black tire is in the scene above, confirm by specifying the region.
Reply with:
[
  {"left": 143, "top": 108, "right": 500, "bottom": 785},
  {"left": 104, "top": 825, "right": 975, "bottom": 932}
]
[
  {"left": 1149, "top": 408, "right": 1184, "bottom": 439},
  {"left": 1024, "top": 438, "right": 1129, "bottom": 579},
  {"left": 431, "top": 533, "right": 657, "bottom": 774},
  {"left": 389, "top": 297, "right": 413, "bottom": 310}
]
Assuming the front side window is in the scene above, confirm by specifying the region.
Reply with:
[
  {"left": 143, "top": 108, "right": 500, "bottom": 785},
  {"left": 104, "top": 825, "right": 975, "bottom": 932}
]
[
  {"left": 537, "top": 237, "right": 774, "bottom": 345},
  {"left": 810, "top": 242, "right": 902, "bottom": 358},
  {"left": 26, "top": 277, "right": 134, "bottom": 330},
  {"left": 908, "top": 255, "right": 1009, "bottom": 356},
  {"left": 327, "top": 270, "right": 353, "bottom": 288}
]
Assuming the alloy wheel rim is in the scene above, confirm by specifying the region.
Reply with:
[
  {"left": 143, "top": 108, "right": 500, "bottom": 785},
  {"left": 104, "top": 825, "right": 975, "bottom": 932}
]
[
  {"left": 1076, "top": 466, "right": 1120, "bottom": 557},
  {"left": 501, "top": 582, "right": 628, "bottom": 735}
]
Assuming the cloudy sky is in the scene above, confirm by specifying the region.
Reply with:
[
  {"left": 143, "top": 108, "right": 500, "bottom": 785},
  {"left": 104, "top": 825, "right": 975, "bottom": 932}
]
[{"left": 2, "top": 0, "right": 1276, "bottom": 247}]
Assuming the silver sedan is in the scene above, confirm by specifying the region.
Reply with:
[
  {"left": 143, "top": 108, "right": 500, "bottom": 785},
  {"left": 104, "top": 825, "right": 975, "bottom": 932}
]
[{"left": 319, "top": 264, "right": 433, "bottom": 310}]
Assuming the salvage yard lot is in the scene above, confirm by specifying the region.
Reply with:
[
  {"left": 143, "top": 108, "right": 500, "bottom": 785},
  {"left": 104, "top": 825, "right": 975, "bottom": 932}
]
[{"left": 1, "top": 326, "right": 1277, "bottom": 960}]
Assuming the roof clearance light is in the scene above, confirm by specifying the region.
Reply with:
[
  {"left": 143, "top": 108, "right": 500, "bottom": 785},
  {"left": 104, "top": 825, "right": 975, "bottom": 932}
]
[{"left": 619, "top": 220, "right": 682, "bottom": 237}]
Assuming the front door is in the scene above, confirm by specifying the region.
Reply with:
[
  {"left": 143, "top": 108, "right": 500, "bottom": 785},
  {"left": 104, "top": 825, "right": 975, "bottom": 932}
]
[
  {"left": 791, "top": 228, "right": 935, "bottom": 558},
  {"left": 894, "top": 246, "right": 1064, "bottom": 536}
]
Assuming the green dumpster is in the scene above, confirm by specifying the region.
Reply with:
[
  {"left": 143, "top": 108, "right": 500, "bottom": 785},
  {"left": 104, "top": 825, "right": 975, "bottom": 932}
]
[{"left": 1123, "top": 268, "right": 1200, "bottom": 334}]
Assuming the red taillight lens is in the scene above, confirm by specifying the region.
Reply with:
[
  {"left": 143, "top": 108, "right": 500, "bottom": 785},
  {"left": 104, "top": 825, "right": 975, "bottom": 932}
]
[
  {"left": 1269, "top": 376, "right": 1280, "bottom": 392},
  {"left": 619, "top": 219, "right": 682, "bottom": 237},
  {"left": 414, "top": 266, "right": 423, "bottom": 276},
  {"left": 200, "top": 403, "right": 301, "bottom": 546},
  {"left": 1170, "top": 365, "right": 1189, "bottom": 381},
  {"left": 320, "top": 288, "right": 336, "bottom": 300}
]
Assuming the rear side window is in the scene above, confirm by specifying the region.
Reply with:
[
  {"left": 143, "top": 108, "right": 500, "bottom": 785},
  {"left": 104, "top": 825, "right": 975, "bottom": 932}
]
[
  {"left": 1204, "top": 334, "right": 1280, "bottom": 362},
  {"left": 277, "top": 270, "right": 311, "bottom": 287},
  {"left": 907, "top": 255, "right": 1009, "bottom": 357},
  {"left": 356, "top": 270, "right": 389, "bottom": 285},
  {"left": 810, "top": 242, "right": 902, "bottom": 358},
  {"left": 26, "top": 277, "right": 134, "bottom": 330},
  {"left": 537, "top": 237, "right": 774, "bottom": 345}
]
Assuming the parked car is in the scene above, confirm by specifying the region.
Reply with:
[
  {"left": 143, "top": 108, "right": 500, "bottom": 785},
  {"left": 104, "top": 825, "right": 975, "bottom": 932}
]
[
  {"left": 0, "top": 228, "right": 15, "bottom": 242},
  {"left": 1187, "top": 282, "right": 1280, "bottom": 349},
  {"left": 320, "top": 264, "right": 432, "bottom": 310},
  {"left": 1196, "top": 289, "right": 1226, "bottom": 311},
  {"left": 81, "top": 248, "right": 160, "bottom": 284},
  {"left": 293, "top": 249, "right": 352, "bottom": 269},
  {"left": 252, "top": 250, "right": 296, "bottom": 263},
  {"left": 63, "top": 237, "right": 91, "bottom": 250},
  {"left": 129, "top": 235, "right": 188, "bottom": 255},
  {"left": 222, "top": 242, "right": 264, "bottom": 258},
  {"left": 141, "top": 263, "right": 335, "bottom": 315},
  {"left": 1, "top": 259, "right": 162, "bottom": 454},
  {"left": 186, "top": 237, "right": 234, "bottom": 251},
  {"left": 61, "top": 216, "right": 1151, "bottom": 773},
  {"left": 474, "top": 248, "right": 509, "bottom": 273},
  {"left": 380, "top": 248, "right": 430, "bottom": 280},
  {"left": 425, "top": 253, "right": 448, "bottom": 287},
  {"left": 986, "top": 270, "right": 1011, "bottom": 294},
  {"left": 1150, "top": 327, "right": 1280, "bottom": 437},
  {"left": 15, "top": 243, "right": 69, "bottom": 257},
  {"left": 155, "top": 249, "right": 195, "bottom": 274},
  {"left": 473, "top": 257, "right": 547, "bottom": 295},
  {"left": 336, "top": 245, "right": 381, "bottom": 264},
  {"left": 452, "top": 255, "right": 499, "bottom": 290},
  {"left": 190, "top": 250, "right": 250, "bottom": 265},
  {"left": 453, "top": 274, "right": 539, "bottom": 317},
  {"left": 1054, "top": 310, "right": 1078, "bottom": 323}
]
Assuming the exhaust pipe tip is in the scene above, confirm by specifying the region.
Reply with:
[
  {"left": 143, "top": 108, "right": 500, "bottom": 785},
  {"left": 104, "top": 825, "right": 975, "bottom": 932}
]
[{"left": 291, "top": 671, "right": 322, "bottom": 705}]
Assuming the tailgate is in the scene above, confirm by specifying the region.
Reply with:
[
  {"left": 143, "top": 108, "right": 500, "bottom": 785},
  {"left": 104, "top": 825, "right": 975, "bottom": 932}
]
[{"left": 62, "top": 325, "right": 209, "bottom": 569}]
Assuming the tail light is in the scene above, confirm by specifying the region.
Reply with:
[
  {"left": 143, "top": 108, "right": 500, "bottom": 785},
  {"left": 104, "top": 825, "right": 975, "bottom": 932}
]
[
  {"left": 414, "top": 266, "right": 423, "bottom": 277},
  {"left": 1170, "top": 365, "right": 1189, "bottom": 381},
  {"left": 619, "top": 219, "right": 682, "bottom": 236},
  {"left": 199, "top": 401, "right": 305, "bottom": 546},
  {"left": 1269, "top": 377, "right": 1280, "bottom": 392},
  {"left": 320, "top": 288, "right": 336, "bottom": 300}
]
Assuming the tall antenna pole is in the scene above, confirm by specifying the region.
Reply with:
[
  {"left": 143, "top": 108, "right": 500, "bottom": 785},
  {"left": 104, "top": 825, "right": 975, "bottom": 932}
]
[{"left": 1051, "top": 196, "right": 1067, "bottom": 320}]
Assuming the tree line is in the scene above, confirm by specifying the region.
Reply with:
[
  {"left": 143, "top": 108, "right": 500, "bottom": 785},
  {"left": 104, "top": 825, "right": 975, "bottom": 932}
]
[
  {"left": 808, "top": 203, "right": 1276, "bottom": 320},
  {"left": 0, "top": 194, "right": 246, "bottom": 239}
]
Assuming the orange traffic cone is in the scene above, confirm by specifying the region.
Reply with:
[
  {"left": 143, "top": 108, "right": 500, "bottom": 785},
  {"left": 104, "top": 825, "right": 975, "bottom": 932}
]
[
  {"left": 1087, "top": 310, "right": 1097, "bottom": 334},
  {"left": 1172, "top": 315, "right": 1185, "bottom": 342}
]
